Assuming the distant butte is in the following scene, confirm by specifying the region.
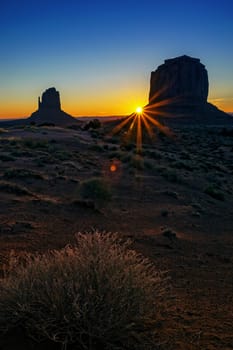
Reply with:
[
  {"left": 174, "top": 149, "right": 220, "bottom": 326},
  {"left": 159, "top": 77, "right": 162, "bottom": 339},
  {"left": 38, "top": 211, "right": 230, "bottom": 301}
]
[
  {"left": 145, "top": 55, "right": 233, "bottom": 125},
  {"left": 29, "top": 87, "right": 77, "bottom": 125}
]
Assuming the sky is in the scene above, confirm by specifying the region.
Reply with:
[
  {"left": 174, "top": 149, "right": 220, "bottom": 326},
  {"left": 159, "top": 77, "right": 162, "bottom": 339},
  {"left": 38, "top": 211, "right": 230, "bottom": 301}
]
[{"left": 1, "top": 0, "right": 233, "bottom": 118}]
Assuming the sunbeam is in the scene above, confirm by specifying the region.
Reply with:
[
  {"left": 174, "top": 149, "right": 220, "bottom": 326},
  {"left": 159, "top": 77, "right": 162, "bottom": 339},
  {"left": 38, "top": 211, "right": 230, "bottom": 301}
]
[
  {"left": 110, "top": 95, "right": 175, "bottom": 152},
  {"left": 136, "top": 113, "right": 142, "bottom": 152}
]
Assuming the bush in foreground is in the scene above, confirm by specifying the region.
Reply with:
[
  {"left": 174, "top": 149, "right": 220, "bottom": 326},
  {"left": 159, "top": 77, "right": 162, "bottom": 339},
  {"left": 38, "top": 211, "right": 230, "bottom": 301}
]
[
  {"left": 204, "top": 185, "right": 225, "bottom": 201},
  {"left": 0, "top": 232, "right": 167, "bottom": 349},
  {"left": 79, "top": 177, "right": 112, "bottom": 208}
]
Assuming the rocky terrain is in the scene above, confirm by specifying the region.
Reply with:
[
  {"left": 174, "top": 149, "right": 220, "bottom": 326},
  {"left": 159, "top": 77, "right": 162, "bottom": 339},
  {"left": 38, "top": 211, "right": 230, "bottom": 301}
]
[{"left": 0, "top": 120, "right": 233, "bottom": 349}]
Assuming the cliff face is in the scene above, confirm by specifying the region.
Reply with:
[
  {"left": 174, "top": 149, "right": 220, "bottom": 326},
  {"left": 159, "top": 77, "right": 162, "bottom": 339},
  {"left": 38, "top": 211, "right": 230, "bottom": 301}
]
[
  {"left": 146, "top": 55, "right": 232, "bottom": 125},
  {"left": 149, "top": 55, "right": 209, "bottom": 106},
  {"left": 38, "top": 87, "right": 61, "bottom": 110},
  {"left": 29, "top": 87, "right": 77, "bottom": 125}
]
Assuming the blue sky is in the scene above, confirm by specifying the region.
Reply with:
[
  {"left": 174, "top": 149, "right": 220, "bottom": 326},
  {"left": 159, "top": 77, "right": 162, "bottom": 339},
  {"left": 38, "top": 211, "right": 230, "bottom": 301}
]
[{"left": 1, "top": 0, "right": 233, "bottom": 117}]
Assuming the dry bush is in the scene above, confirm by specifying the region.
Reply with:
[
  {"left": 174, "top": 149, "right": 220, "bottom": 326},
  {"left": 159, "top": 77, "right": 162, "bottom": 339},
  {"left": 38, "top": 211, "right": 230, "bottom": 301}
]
[
  {"left": 0, "top": 153, "right": 15, "bottom": 162},
  {"left": 0, "top": 232, "right": 167, "bottom": 349},
  {"left": 204, "top": 185, "right": 225, "bottom": 201},
  {"left": 79, "top": 178, "right": 112, "bottom": 208},
  {"left": 0, "top": 181, "right": 34, "bottom": 196},
  {"left": 3, "top": 168, "right": 44, "bottom": 180}
]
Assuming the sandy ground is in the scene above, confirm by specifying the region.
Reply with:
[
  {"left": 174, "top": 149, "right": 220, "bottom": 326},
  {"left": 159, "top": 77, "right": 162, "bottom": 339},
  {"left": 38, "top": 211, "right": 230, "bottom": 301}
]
[{"left": 0, "top": 122, "right": 233, "bottom": 349}]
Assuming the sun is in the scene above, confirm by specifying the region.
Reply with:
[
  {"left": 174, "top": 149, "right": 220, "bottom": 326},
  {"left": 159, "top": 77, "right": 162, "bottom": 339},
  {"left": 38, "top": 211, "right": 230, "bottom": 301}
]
[
  {"left": 110, "top": 103, "right": 173, "bottom": 154},
  {"left": 135, "top": 106, "right": 143, "bottom": 114}
]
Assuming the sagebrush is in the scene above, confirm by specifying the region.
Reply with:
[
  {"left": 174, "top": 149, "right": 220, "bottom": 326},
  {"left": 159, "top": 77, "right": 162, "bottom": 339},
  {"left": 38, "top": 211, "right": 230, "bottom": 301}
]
[
  {"left": 79, "top": 177, "right": 112, "bottom": 207},
  {"left": 0, "top": 232, "right": 167, "bottom": 349}
]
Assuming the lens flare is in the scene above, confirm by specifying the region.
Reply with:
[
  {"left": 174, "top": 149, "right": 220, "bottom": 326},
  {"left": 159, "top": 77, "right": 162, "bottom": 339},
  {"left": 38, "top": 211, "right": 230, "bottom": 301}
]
[{"left": 110, "top": 164, "right": 117, "bottom": 172}]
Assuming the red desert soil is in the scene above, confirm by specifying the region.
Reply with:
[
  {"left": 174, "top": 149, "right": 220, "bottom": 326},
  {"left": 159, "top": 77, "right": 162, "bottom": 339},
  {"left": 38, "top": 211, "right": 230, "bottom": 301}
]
[{"left": 0, "top": 123, "right": 233, "bottom": 349}]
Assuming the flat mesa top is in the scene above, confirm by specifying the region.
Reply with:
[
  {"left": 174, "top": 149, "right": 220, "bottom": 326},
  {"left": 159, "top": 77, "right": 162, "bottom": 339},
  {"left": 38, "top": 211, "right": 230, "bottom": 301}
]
[{"left": 164, "top": 55, "right": 201, "bottom": 64}]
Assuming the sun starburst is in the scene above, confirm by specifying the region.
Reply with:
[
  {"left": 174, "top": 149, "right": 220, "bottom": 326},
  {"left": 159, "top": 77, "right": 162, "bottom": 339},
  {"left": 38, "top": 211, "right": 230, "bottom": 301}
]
[{"left": 110, "top": 100, "right": 174, "bottom": 153}]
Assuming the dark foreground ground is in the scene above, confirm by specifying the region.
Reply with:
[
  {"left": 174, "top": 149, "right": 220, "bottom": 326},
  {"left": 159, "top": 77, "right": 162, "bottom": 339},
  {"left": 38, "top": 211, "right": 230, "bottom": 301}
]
[{"left": 0, "top": 121, "right": 233, "bottom": 349}]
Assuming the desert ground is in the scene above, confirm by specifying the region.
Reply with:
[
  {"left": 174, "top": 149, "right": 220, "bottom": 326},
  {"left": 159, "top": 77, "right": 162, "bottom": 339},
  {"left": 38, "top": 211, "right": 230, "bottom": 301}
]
[{"left": 0, "top": 120, "right": 233, "bottom": 349}]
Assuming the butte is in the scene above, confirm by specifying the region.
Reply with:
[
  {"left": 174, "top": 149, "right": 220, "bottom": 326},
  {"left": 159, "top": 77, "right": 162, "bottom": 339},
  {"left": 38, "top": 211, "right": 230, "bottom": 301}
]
[
  {"left": 144, "top": 55, "right": 233, "bottom": 126},
  {"left": 28, "top": 87, "right": 77, "bottom": 126}
]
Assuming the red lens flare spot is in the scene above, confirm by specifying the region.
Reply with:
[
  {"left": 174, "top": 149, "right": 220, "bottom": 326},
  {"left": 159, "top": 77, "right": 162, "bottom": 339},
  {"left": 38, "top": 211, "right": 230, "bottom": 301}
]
[{"left": 110, "top": 164, "right": 117, "bottom": 172}]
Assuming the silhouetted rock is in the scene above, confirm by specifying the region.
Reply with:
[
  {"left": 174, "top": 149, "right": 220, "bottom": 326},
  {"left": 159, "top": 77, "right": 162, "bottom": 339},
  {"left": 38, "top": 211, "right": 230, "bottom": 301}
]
[
  {"left": 83, "top": 118, "right": 101, "bottom": 130},
  {"left": 38, "top": 87, "right": 61, "bottom": 110},
  {"left": 145, "top": 55, "right": 233, "bottom": 125},
  {"left": 29, "top": 87, "right": 78, "bottom": 126},
  {"left": 149, "top": 55, "right": 208, "bottom": 106}
]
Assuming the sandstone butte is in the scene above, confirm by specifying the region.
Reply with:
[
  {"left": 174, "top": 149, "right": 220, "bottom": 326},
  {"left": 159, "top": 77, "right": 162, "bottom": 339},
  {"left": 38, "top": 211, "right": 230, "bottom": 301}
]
[
  {"left": 145, "top": 55, "right": 232, "bottom": 125},
  {"left": 29, "top": 87, "right": 77, "bottom": 126}
]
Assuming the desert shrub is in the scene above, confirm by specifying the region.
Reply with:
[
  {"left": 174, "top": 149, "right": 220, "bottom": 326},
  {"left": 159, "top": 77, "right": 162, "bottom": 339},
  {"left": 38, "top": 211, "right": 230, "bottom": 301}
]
[
  {"left": 120, "top": 143, "right": 135, "bottom": 151},
  {"left": 204, "top": 185, "right": 225, "bottom": 201},
  {"left": 105, "top": 136, "right": 119, "bottom": 144},
  {"left": 0, "top": 181, "right": 34, "bottom": 196},
  {"left": 0, "top": 232, "right": 166, "bottom": 349},
  {"left": 144, "top": 159, "right": 154, "bottom": 170},
  {"left": 162, "top": 228, "right": 177, "bottom": 240},
  {"left": 89, "top": 144, "right": 105, "bottom": 152},
  {"left": 0, "top": 154, "right": 15, "bottom": 162},
  {"left": 191, "top": 202, "right": 203, "bottom": 211},
  {"left": 22, "top": 138, "right": 49, "bottom": 149},
  {"left": 144, "top": 149, "right": 162, "bottom": 160},
  {"left": 11, "top": 150, "right": 35, "bottom": 157},
  {"left": 220, "top": 128, "right": 233, "bottom": 137},
  {"left": 108, "top": 150, "right": 130, "bottom": 162},
  {"left": 129, "top": 155, "right": 144, "bottom": 170},
  {"left": 163, "top": 190, "right": 178, "bottom": 199},
  {"left": 0, "top": 137, "right": 20, "bottom": 146},
  {"left": 161, "top": 209, "right": 169, "bottom": 217},
  {"left": 122, "top": 154, "right": 132, "bottom": 163},
  {"left": 180, "top": 151, "right": 191, "bottom": 160},
  {"left": 161, "top": 168, "right": 178, "bottom": 182},
  {"left": 3, "top": 168, "right": 44, "bottom": 180},
  {"left": 49, "top": 139, "right": 57, "bottom": 144},
  {"left": 109, "top": 145, "right": 118, "bottom": 151},
  {"left": 54, "top": 150, "right": 71, "bottom": 161},
  {"left": 23, "top": 125, "right": 37, "bottom": 132},
  {"left": 83, "top": 118, "right": 101, "bottom": 130},
  {"left": 155, "top": 165, "right": 166, "bottom": 174},
  {"left": 79, "top": 177, "right": 112, "bottom": 207},
  {"left": 67, "top": 124, "right": 82, "bottom": 130},
  {"left": 170, "top": 160, "right": 193, "bottom": 171},
  {"left": 90, "top": 130, "right": 99, "bottom": 138}
]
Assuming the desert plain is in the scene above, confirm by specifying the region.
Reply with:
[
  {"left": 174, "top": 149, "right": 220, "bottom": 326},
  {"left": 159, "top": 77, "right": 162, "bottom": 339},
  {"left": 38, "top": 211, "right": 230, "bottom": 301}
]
[{"left": 0, "top": 120, "right": 232, "bottom": 349}]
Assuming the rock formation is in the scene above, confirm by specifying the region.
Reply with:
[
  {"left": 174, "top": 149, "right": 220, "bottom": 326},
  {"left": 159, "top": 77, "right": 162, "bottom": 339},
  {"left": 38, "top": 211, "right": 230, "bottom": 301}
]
[
  {"left": 38, "top": 87, "right": 61, "bottom": 110},
  {"left": 29, "top": 87, "right": 77, "bottom": 125},
  {"left": 145, "top": 55, "right": 232, "bottom": 125},
  {"left": 149, "top": 55, "right": 208, "bottom": 106}
]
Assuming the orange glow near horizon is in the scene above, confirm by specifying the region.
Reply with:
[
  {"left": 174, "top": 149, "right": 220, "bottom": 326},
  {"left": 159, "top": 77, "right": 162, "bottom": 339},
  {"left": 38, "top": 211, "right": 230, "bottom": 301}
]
[
  {"left": 0, "top": 86, "right": 148, "bottom": 119},
  {"left": 208, "top": 98, "right": 233, "bottom": 113},
  {"left": 0, "top": 103, "right": 148, "bottom": 120},
  {"left": 0, "top": 93, "right": 232, "bottom": 120}
]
